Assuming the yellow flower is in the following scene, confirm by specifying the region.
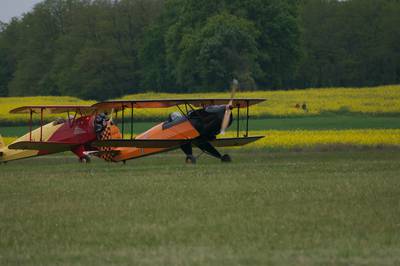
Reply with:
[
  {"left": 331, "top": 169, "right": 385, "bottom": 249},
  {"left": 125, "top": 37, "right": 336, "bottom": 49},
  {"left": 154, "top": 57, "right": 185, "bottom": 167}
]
[{"left": 1, "top": 85, "right": 399, "bottom": 123}]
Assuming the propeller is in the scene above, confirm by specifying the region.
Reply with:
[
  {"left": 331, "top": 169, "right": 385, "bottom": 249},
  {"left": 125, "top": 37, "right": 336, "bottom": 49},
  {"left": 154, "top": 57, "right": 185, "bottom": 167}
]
[{"left": 220, "top": 79, "right": 238, "bottom": 134}]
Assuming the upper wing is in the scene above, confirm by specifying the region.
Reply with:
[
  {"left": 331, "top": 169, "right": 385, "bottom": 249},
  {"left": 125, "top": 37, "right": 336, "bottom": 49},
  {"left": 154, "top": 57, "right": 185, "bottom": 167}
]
[
  {"left": 92, "top": 139, "right": 190, "bottom": 149},
  {"left": 92, "top": 98, "right": 266, "bottom": 111},
  {"left": 8, "top": 141, "right": 80, "bottom": 152},
  {"left": 10, "top": 99, "right": 265, "bottom": 114},
  {"left": 10, "top": 105, "right": 95, "bottom": 114}
]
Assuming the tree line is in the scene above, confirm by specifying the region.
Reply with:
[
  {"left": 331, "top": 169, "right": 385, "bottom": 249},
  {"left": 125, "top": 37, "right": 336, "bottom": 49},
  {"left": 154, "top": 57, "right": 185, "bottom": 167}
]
[{"left": 0, "top": 0, "right": 399, "bottom": 100}]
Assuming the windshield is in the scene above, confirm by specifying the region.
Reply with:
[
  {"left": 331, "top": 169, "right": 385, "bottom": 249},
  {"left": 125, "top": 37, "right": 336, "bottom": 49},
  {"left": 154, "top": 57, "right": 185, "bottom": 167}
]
[{"left": 168, "top": 111, "right": 184, "bottom": 122}]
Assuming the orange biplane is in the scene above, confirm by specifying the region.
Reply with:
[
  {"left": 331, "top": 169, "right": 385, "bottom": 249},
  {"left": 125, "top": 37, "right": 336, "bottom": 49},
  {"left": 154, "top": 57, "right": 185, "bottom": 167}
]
[{"left": 0, "top": 89, "right": 265, "bottom": 164}]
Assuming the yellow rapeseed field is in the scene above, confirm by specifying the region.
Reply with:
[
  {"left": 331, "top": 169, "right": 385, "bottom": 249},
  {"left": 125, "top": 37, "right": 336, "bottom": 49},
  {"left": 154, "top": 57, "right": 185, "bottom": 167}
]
[
  {"left": 0, "top": 96, "right": 94, "bottom": 124},
  {"left": 119, "top": 85, "right": 400, "bottom": 119},
  {"left": 3, "top": 129, "right": 400, "bottom": 149},
  {"left": 0, "top": 85, "right": 399, "bottom": 123}
]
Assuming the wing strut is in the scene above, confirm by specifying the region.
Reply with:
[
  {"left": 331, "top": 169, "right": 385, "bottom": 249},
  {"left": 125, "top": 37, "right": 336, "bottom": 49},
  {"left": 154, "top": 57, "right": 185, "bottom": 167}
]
[
  {"left": 245, "top": 100, "right": 249, "bottom": 137},
  {"left": 234, "top": 100, "right": 251, "bottom": 138},
  {"left": 130, "top": 102, "right": 134, "bottom": 140},
  {"left": 236, "top": 104, "right": 240, "bottom": 137},
  {"left": 29, "top": 109, "right": 33, "bottom": 141},
  {"left": 121, "top": 104, "right": 125, "bottom": 139},
  {"left": 40, "top": 107, "right": 44, "bottom": 141}
]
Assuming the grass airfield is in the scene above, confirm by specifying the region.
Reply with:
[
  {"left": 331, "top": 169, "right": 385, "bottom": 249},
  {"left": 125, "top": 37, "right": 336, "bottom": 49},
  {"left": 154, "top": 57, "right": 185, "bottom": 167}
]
[{"left": 1, "top": 150, "right": 400, "bottom": 265}]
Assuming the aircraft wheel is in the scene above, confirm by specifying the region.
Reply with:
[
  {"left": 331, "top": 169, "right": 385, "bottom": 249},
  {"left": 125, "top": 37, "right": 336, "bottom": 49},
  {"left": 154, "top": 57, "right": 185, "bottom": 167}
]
[
  {"left": 79, "top": 156, "right": 91, "bottom": 164},
  {"left": 221, "top": 154, "right": 232, "bottom": 163},
  {"left": 185, "top": 155, "right": 196, "bottom": 164}
]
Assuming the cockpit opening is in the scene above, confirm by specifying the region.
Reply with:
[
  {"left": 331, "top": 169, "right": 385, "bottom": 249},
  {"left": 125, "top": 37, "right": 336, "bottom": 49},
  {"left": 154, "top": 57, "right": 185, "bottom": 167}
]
[
  {"left": 163, "top": 111, "right": 187, "bottom": 129},
  {"left": 168, "top": 111, "right": 184, "bottom": 122}
]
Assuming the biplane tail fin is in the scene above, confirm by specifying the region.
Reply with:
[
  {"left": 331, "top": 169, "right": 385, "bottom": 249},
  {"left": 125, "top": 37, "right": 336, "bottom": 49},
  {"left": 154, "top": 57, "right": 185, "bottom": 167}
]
[{"left": 0, "top": 134, "right": 5, "bottom": 150}]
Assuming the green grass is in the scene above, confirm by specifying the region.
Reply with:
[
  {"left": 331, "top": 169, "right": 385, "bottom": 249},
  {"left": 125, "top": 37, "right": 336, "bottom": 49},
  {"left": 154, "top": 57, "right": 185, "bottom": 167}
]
[
  {"left": 255, "top": 115, "right": 400, "bottom": 130},
  {"left": 1, "top": 150, "right": 400, "bottom": 265},
  {"left": 1, "top": 115, "right": 400, "bottom": 137}
]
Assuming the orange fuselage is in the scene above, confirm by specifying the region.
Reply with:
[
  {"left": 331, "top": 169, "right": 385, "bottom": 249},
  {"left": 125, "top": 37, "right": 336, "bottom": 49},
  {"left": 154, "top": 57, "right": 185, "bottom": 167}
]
[{"left": 110, "top": 120, "right": 200, "bottom": 162}]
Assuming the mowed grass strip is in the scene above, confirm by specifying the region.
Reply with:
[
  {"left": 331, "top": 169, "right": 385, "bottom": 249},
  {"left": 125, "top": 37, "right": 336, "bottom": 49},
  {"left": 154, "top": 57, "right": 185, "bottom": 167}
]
[
  {"left": 1, "top": 85, "right": 399, "bottom": 124},
  {"left": 0, "top": 150, "right": 399, "bottom": 265}
]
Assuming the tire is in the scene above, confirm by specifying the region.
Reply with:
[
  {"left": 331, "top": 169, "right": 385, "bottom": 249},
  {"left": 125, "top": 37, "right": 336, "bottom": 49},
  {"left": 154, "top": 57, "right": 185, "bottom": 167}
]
[
  {"left": 221, "top": 154, "right": 232, "bottom": 163},
  {"left": 185, "top": 155, "right": 197, "bottom": 164}
]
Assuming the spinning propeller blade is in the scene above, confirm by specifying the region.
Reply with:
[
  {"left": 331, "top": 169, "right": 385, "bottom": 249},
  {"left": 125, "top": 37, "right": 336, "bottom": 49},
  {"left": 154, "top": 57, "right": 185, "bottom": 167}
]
[{"left": 220, "top": 79, "right": 238, "bottom": 134}]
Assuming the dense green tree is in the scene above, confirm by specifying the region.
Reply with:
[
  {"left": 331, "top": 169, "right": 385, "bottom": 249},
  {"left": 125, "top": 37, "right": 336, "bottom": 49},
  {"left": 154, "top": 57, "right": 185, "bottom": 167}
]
[
  {"left": 140, "top": 0, "right": 300, "bottom": 91},
  {"left": 296, "top": 0, "right": 400, "bottom": 88},
  {"left": 8, "top": 2, "right": 62, "bottom": 96},
  {"left": 0, "top": 0, "right": 399, "bottom": 99},
  {"left": 0, "top": 21, "right": 16, "bottom": 96},
  {"left": 0, "top": 0, "right": 164, "bottom": 99},
  {"left": 177, "top": 12, "right": 260, "bottom": 90}
]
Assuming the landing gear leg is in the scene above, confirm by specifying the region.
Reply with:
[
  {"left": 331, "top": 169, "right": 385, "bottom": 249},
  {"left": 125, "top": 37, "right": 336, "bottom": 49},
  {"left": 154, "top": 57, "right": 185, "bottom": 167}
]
[
  {"left": 196, "top": 142, "right": 232, "bottom": 163},
  {"left": 73, "top": 145, "right": 91, "bottom": 164},
  {"left": 181, "top": 143, "right": 196, "bottom": 164}
]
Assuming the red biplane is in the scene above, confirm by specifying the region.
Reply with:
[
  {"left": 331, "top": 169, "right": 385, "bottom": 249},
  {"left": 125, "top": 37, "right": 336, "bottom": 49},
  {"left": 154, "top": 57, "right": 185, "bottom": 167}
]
[{"left": 0, "top": 89, "right": 265, "bottom": 164}]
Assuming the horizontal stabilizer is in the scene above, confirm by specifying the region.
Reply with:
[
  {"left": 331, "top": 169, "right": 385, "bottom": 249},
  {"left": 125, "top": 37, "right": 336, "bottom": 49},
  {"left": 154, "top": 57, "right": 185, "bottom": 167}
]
[
  {"left": 93, "top": 139, "right": 189, "bottom": 149},
  {"left": 8, "top": 141, "right": 80, "bottom": 152},
  {"left": 209, "top": 136, "right": 265, "bottom": 147}
]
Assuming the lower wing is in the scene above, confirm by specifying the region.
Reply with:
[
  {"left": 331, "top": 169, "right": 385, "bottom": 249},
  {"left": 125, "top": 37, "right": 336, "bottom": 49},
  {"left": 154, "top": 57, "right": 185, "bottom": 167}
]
[
  {"left": 8, "top": 141, "right": 80, "bottom": 152},
  {"left": 92, "top": 139, "right": 189, "bottom": 149},
  {"left": 210, "top": 136, "right": 265, "bottom": 147},
  {"left": 93, "top": 136, "right": 264, "bottom": 149}
]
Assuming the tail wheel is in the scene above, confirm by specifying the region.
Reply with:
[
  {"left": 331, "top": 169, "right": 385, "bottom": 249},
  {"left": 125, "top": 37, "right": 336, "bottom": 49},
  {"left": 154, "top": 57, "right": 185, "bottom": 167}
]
[
  {"left": 185, "top": 155, "right": 197, "bottom": 164},
  {"left": 221, "top": 154, "right": 232, "bottom": 163},
  {"left": 79, "top": 155, "right": 91, "bottom": 164}
]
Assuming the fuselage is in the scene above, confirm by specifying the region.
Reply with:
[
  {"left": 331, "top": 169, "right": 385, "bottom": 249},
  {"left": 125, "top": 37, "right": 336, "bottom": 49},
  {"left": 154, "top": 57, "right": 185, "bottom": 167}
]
[
  {"left": 109, "top": 119, "right": 200, "bottom": 162},
  {"left": 103, "top": 105, "right": 230, "bottom": 162},
  {"left": 0, "top": 116, "right": 97, "bottom": 162}
]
